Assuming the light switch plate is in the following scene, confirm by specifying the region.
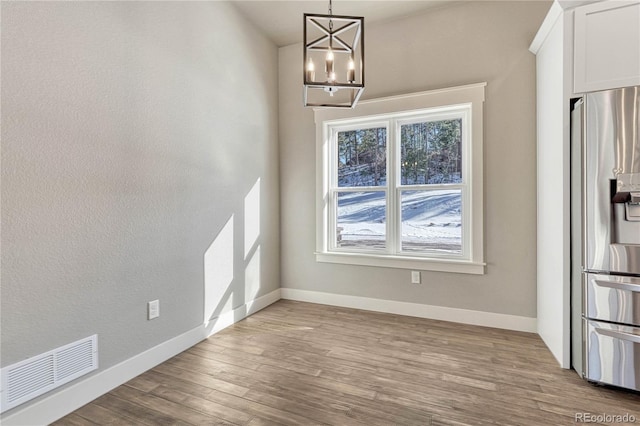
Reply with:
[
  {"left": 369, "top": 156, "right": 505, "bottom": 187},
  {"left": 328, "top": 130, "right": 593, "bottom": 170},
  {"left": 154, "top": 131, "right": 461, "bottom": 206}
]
[{"left": 411, "top": 271, "right": 421, "bottom": 284}]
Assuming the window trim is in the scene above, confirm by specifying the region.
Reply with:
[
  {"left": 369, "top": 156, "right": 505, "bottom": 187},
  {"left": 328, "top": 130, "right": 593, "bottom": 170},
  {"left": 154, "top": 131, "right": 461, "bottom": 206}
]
[{"left": 315, "top": 83, "right": 486, "bottom": 275}]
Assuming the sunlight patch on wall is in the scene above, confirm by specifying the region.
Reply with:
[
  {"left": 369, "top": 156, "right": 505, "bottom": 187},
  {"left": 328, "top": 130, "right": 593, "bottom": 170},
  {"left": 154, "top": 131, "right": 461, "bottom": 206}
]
[
  {"left": 244, "top": 179, "right": 261, "bottom": 258},
  {"left": 245, "top": 246, "right": 261, "bottom": 304},
  {"left": 204, "top": 215, "right": 234, "bottom": 325}
]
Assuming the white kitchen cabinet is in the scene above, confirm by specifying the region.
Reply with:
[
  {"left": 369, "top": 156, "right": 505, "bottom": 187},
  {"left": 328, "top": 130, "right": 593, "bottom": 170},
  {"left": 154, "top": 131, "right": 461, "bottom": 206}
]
[{"left": 574, "top": 0, "right": 640, "bottom": 93}]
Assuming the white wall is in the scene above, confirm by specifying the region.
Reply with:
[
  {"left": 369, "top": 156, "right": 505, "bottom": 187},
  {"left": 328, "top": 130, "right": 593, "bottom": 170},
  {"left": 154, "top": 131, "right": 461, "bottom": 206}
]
[
  {"left": 533, "top": 8, "right": 572, "bottom": 368},
  {"left": 1, "top": 0, "right": 279, "bottom": 418},
  {"left": 279, "top": 1, "right": 551, "bottom": 319}
]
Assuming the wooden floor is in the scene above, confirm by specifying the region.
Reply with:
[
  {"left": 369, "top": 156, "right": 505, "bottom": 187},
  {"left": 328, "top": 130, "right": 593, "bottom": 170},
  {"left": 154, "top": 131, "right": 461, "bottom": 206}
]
[{"left": 55, "top": 300, "right": 640, "bottom": 425}]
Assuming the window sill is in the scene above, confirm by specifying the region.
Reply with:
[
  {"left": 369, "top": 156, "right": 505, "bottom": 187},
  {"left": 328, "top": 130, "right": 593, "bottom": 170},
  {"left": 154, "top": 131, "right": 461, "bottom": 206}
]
[{"left": 315, "top": 252, "right": 486, "bottom": 275}]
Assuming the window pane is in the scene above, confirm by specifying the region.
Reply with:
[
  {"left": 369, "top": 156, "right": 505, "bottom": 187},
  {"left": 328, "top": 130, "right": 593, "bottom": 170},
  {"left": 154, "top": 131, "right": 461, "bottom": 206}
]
[
  {"left": 400, "top": 119, "right": 462, "bottom": 185},
  {"left": 401, "top": 190, "right": 461, "bottom": 253},
  {"left": 337, "top": 192, "right": 386, "bottom": 249},
  {"left": 337, "top": 128, "right": 387, "bottom": 187}
]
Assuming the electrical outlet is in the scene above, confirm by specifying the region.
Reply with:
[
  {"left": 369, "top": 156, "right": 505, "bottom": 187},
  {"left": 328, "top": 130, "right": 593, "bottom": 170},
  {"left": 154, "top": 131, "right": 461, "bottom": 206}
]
[
  {"left": 411, "top": 270, "right": 421, "bottom": 284},
  {"left": 148, "top": 300, "right": 160, "bottom": 320}
]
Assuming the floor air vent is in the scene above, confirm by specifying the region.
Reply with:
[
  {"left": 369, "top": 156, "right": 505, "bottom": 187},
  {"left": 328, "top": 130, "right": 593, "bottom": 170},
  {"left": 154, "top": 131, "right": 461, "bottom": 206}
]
[{"left": 1, "top": 335, "right": 97, "bottom": 413}]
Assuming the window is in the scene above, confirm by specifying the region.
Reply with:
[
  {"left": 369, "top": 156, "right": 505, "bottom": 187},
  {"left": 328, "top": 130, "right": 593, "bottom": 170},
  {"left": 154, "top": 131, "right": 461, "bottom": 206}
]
[{"left": 315, "top": 83, "right": 485, "bottom": 274}]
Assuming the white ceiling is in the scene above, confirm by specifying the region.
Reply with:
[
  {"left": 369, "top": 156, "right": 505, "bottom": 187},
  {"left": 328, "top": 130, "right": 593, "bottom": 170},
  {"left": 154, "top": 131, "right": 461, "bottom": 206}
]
[{"left": 231, "top": 1, "right": 456, "bottom": 46}]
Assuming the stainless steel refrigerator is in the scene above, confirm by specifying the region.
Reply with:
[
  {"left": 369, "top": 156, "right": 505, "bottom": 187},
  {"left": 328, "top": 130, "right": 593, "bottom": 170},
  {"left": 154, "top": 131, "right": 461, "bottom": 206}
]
[{"left": 571, "top": 85, "right": 640, "bottom": 391}]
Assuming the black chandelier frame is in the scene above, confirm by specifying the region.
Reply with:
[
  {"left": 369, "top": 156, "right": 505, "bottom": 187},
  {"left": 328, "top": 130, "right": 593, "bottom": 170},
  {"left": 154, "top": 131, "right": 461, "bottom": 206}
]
[{"left": 303, "top": 12, "right": 365, "bottom": 108}]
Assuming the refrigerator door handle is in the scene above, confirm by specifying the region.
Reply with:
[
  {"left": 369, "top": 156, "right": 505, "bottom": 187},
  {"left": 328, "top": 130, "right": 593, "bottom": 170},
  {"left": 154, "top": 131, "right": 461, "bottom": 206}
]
[
  {"left": 595, "top": 327, "right": 640, "bottom": 344},
  {"left": 593, "top": 278, "right": 640, "bottom": 292}
]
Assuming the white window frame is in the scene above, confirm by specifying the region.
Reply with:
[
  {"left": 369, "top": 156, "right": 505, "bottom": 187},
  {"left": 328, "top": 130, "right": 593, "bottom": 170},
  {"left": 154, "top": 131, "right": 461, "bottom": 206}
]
[{"left": 315, "top": 83, "right": 486, "bottom": 275}]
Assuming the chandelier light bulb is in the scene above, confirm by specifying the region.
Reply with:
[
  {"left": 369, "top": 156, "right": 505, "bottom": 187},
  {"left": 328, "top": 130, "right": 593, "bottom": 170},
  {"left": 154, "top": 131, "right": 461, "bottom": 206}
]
[
  {"left": 306, "top": 58, "right": 315, "bottom": 82},
  {"left": 348, "top": 58, "right": 355, "bottom": 83},
  {"left": 325, "top": 49, "right": 334, "bottom": 77}
]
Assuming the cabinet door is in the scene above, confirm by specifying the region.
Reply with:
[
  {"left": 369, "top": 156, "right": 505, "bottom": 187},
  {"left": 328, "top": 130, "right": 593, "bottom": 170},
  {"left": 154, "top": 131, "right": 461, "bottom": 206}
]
[{"left": 574, "top": 0, "right": 640, "bottom": 93}]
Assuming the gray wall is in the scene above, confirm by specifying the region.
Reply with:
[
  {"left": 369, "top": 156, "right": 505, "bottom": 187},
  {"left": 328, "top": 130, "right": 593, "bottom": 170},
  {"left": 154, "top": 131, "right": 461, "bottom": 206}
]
[
  {"left": 279, "top": 1, "right": 550, "bottom": 318},
  {"left": 1, "top": 0, "right": 279, "bottom": 394}
]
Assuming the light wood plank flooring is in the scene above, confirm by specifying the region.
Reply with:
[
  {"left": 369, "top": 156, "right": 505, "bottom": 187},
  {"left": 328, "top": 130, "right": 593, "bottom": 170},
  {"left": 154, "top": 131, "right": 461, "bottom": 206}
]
[{"left": 54, "top": 300, "right": 640, "bottom": 425}]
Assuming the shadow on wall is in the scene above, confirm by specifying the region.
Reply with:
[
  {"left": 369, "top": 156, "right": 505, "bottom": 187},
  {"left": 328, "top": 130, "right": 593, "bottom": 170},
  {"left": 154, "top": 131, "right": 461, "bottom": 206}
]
[{"left": 202, "top": 178, "right": 262, "bottom": 333}]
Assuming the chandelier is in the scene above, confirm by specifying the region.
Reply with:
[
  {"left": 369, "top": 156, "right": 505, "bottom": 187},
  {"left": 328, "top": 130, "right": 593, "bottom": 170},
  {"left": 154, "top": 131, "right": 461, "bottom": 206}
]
[{"left": 303, "top": 0, "right": 364, "bottom": 108}]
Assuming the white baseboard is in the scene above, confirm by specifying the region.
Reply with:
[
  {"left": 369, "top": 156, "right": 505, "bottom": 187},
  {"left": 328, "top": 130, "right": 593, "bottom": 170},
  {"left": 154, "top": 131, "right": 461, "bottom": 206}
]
[
  {"left": 280, "top": 288, "right": 537, "bottom": 333},
  {"left": 204, "top": 288, "right": 282, "bottom": 337},
  {"left": 1, "top": 289, "right": 281, "bottom": 426}
]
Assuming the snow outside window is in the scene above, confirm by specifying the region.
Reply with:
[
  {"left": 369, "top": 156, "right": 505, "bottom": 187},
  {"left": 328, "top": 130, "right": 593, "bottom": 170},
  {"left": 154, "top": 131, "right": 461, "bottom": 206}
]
[{"left": 315, "top": 84, "right": 486, "bottom": 274}]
